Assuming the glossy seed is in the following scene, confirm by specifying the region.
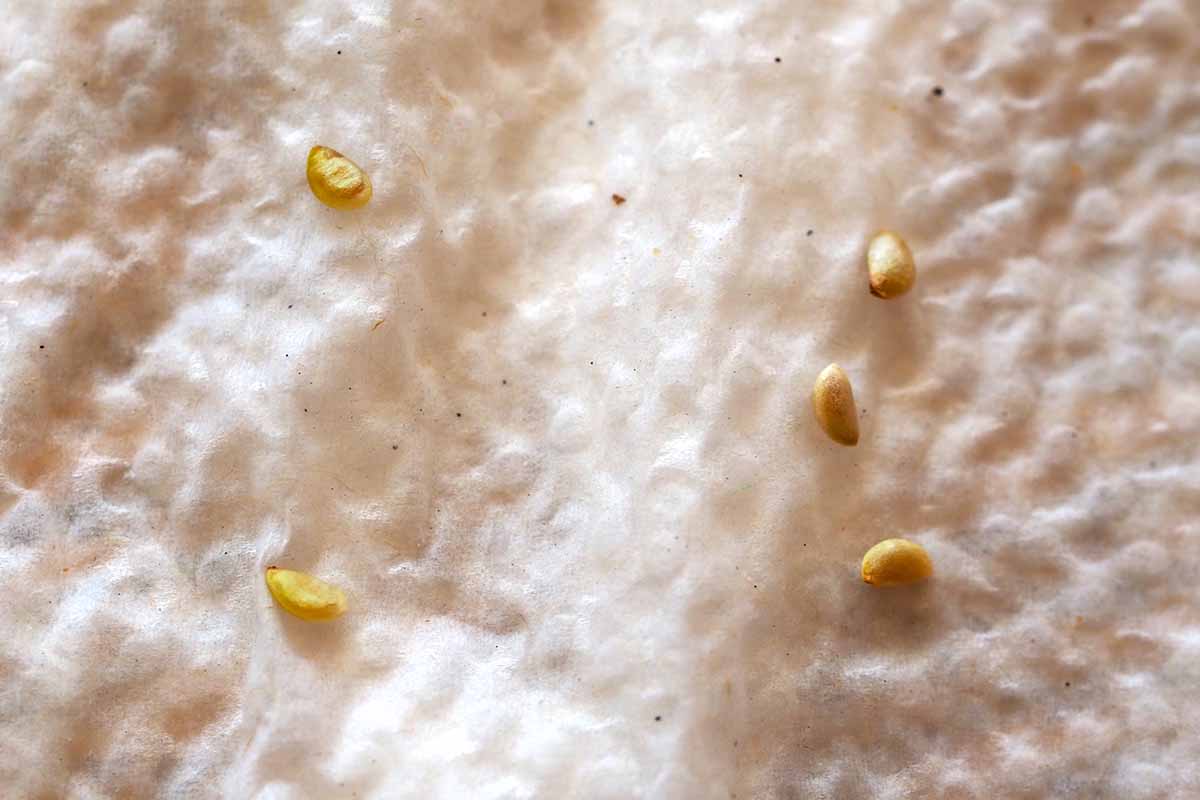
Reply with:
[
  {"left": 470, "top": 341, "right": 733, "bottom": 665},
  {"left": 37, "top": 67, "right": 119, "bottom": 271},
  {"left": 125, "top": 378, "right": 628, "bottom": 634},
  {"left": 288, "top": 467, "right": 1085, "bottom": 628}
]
[
  {"left": 867, "top": 230, "right": 916, "bottom": 298},
  {"left": 265, "top": 566, "right": 347, "bottom": 621},
  {"left": 812, "top": 363, "right": 859, "bottom": 446},
  {"left": 861, "top": 539, "right": 933, "bottom": 586},
  {"left": 307, "top": 145, "right": 372, "bottom": 210}
]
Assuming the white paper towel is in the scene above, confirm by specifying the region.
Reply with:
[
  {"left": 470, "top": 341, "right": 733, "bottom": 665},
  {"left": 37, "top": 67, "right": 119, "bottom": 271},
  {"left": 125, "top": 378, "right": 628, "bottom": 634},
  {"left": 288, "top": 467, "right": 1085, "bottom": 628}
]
[{"left": 2, "top": 0, "right": 1199, "bottom": 797}]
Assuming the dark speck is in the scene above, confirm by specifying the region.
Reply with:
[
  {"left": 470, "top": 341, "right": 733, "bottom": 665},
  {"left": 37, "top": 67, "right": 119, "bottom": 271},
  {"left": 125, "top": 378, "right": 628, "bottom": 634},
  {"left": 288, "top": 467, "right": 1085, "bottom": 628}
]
[
  {"left": 655, "top": 715, "right": 662, "bottom": 721},
  {"left": 738, "top": 173, "right": 743, "bottom": 178},
  {"left": 587, "top": 119, "right": 594, "bottom": 127},
  {"left": 806, "top": 229, "right": 813, "bottom": 236},
  {"left": 774, "top": 57, "right": 781, "bottom": 63},
  {"left": 39, "top": 345, "right": 44, "bottom": 349},
  {"left": 455, "top": 412, "right": 462, "bottom": 418},
  {"left": 1065, "top": 682, "right": 1071, "bottom": 687},
  {"left": 288, "top": 304, "right": 293, "bottom": 309},
  {"left": 392, "top": 445, "right": 399, "bottom": 450},
  {"left": 337, "top": 50, "right": 342, "bottom": 55},
  {"left": 304, "top": 408, "right": 308, "bottom": 413},
  {"left": 482, "top": 311, "right": 487, "bottom": 317},
  {"left": 612, "top": 193, "right": 626, "bottom": 205},
  {"left": 932, "top": 85, "right": 944, "bottom": 97},
  {"left": 502, "top": 379, "right": 508, "bottom": 385}
]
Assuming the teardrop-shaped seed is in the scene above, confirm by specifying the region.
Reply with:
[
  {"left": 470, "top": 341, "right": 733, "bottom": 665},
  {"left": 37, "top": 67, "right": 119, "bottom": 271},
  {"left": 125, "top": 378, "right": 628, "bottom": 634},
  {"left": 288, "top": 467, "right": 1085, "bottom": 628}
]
[
  {"left": 867, "top": 230, "right": 916, "bottom": 299},
  {"left": 307, "top": 145, "right": 372, "bottom": 210},
  {"left": 813, "top": 363, "right": 859, "bottom": 446},
  {"left": 266, "top": 566, "right": 347, "bottom": 621},
  {"left": 861, "top": 538, "right": 933, "bottom": 586}
]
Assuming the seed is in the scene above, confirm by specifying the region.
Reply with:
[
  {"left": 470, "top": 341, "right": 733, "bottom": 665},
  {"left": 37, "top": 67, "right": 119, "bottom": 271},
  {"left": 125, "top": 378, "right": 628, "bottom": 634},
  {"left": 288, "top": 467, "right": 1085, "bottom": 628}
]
[
  {"left": 265, "top": 566, "right": 347, "bottom": 621},
  {"left": 306, "top": 145, "right": 372, "bottom": 210},
  {"left": 861, "top": 539, "right": 933, "bottom": 586},
  {"left": 812, "top": 363, "right": 859, "bottom": 446},
  {"left": 867, "top": 230, "right": 916, "bottom": 298}
]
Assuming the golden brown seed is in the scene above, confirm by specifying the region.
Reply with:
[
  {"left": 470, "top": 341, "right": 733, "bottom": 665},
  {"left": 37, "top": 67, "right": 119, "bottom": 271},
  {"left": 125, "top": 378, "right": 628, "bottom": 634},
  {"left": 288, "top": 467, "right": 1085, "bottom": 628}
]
[
  {"left": 265, "top": 566, "right": 347, "bottom": 621},
  {"left": 861, "top": 539, "right": 933, "bottom": 586},
  {"left": 867, "top": 230, "right": 916, "bottom": 298},
  {"left": 812, "top": 363, "right": 859, "bottom": 446},
  {"left": 307, "top": 145, "right": 372, "bottom": 210}
]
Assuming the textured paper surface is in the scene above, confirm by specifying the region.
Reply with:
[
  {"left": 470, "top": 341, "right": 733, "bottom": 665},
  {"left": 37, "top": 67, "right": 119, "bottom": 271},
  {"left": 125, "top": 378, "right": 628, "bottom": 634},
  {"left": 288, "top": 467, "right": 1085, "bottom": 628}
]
[{"left": 2, "top": 1, "right": 1199, "bottom": 798}]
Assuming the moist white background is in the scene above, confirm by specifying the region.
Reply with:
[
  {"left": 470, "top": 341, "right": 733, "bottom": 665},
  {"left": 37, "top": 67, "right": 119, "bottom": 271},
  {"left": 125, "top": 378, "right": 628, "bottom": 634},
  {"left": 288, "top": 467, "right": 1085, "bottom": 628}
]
[{"left": 2, "top": 1, "right": 1199, "bottom": 798}]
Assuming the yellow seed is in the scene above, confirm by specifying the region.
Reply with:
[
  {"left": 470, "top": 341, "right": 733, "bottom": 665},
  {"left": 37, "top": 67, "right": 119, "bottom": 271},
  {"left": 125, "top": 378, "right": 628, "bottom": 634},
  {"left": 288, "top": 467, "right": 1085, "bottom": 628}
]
[
  {"left": 861, "top": 539, "right": 933, "bottom": 586},
  {"left": 867, "top": 230, "right": 916, "bottom": 299},
  {"left": 812, "top": 363, "right": 859, "bottom": 446},
  {"left": 265, "top": 566, "right": 347, "bottom": 621},
  {"left": 306, "top": 145, "right": 372, "bottom": 210}
]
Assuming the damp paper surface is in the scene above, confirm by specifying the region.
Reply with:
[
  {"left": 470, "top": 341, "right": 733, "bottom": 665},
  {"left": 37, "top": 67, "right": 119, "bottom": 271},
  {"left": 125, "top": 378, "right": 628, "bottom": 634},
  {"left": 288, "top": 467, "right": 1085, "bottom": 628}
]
[{"left": 2, "top": 1, "right": 1200, "bottom": 798}]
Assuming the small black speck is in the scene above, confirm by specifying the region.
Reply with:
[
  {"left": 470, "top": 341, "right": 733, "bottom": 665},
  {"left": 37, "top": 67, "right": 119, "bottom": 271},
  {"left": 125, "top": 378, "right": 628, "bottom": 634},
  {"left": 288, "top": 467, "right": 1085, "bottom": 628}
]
[
  {"left": 39, "top": 345, "right": 44, "bottom": 349},
  {"left": 1065, "top": 681, "right": 1071, "bottom": 687},
  {"left": 502, "top": 379, "right": 508, "bottom": 385},
  {"left": 304, "top": 408, "right": 308, "bottom": 413},
  {"left": 337, "top": 50, "right": 342, "bottom": 55},
  {"left": 806, "top": 229, "right": 813, "bottom": 236},
  {"left": 589, "top": 360, "right": 594, "bottom": 365},
  {"left": 287, "top": 304, "right": 293, "bottom": 309},
  {"left": 285, "top": 354, "right": 288, "bottom": 358},
  {"left": 392, "top": 445, "right": 399, "bottom": 450},
  {"left": 774, "top": 57, "right": 781, "bottom": 63},
  {"left": 587, "top": 119, "right": 594, "bottom": 127},
  {"left": 455, "top": 412, "right": 462, "bottom": 418},
  {"left": 82, "top": 81, "right": 88, "bottom": 87},
  {"left": 932, "top": 85, "right": 944, "bottom": 97},
  {"left": 655, "top": 715, "right": 662, "bottom": 721},
  {"left": 738, "top": 173, "right": 743, "bottom": 178},
  {"left": 348, "top": 386, "right": 352, "bottom": 391},
  {"left": 482, "top": 311, "right": 487, "bottom": 317},
  {"left": 753, "top": 584, "right": 757, "bottom": 589}
]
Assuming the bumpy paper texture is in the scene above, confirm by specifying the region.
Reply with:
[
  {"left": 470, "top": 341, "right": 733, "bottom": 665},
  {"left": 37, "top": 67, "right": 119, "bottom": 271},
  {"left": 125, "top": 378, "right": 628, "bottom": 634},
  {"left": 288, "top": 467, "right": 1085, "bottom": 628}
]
[{"left": 2, "top": 1, "right": 1199, "bottom": 798}]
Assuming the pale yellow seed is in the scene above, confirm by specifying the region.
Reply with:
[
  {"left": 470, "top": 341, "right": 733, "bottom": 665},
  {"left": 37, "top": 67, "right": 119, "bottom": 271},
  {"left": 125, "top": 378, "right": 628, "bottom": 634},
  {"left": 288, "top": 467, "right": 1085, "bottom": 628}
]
[
  {"left": 861, "top": 538, "right": 933, "bottom": 587},
  {"left": 265, "top": 566, "right": 347, "bottom": 621},
  {"left": 867, "top": 230, "right": 916, "bottom": 299},
  {"left": 812, "top": 363, "right": 859, "bottom": 446},
  {"left": 307, "top": 145, "right": 372, "bottom": 210}
]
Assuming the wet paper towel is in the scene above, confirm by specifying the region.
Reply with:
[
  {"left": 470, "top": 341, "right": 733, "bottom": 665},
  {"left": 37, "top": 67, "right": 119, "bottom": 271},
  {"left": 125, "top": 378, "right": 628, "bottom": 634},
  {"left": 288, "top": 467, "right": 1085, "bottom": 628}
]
[{"left": 2, "top": 0, "right": 1199, "bottom": 797}]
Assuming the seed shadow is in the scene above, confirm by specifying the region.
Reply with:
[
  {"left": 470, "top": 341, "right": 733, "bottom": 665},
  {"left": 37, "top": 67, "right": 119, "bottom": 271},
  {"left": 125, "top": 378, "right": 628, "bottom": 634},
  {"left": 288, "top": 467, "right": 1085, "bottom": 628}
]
[{"left": 273, "top": 608, "right": 352, "bottom": 668}]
